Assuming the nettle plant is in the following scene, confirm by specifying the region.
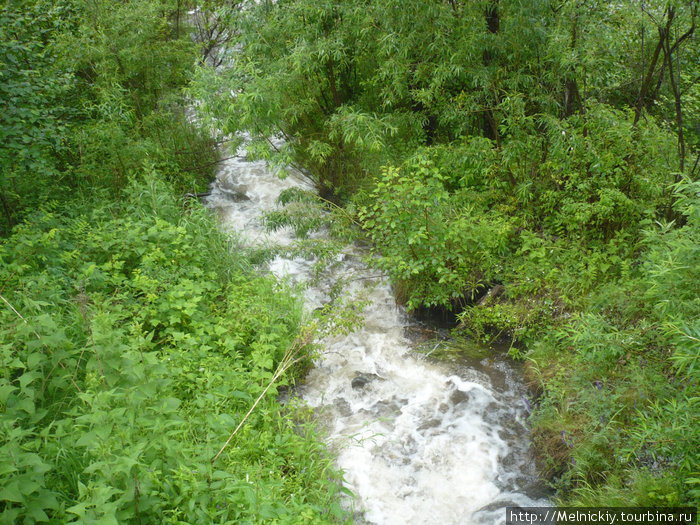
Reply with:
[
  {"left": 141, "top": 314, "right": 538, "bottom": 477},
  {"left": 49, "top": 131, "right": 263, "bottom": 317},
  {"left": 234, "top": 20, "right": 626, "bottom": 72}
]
[{"left": 0, "top": 177, "right": 346, "bottom": 524}]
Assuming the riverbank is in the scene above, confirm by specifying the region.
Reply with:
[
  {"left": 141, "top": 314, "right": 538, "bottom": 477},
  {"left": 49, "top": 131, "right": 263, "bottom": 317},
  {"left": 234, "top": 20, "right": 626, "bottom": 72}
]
[
  {"left": 194, "top": 0, "right": 699, "bottom": 510},
  {"left": 0, "top": 3, "right": 346, "bottom": 522},
  {"left": 205, "top": 138, "right": 550, "bottom": 523}
]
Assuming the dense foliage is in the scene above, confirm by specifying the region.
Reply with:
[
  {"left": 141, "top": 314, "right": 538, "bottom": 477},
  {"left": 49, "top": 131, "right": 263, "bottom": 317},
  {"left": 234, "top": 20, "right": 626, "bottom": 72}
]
[
  {"left": 1, "top": 0, "right": 216, "bottom": 235},
  {"left": 0, "top": 179, "right": 345, "bottom": 523},
  {"left": 526, "top": 178, "right": 700, "bottom": 506},
  {"left": 197, "top": 0, "right": 699, "bottom": 508},
  {"left": 1, "top": 0, "right": 346, "bottom": 522}
]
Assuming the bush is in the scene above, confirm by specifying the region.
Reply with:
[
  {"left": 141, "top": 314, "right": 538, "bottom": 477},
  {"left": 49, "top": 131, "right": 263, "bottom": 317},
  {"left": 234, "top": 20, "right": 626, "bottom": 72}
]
[
  {"left": 359, "top": 153, "right": 513, "bottom": 310},
  {"left": 526, "top": 179, "right": 700, "bottom": 507}
]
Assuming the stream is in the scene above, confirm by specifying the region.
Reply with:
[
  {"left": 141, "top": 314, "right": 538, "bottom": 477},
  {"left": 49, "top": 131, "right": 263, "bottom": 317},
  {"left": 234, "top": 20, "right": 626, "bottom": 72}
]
[{"left": 205, "top": 144, "right": 549, "bottom": 525}]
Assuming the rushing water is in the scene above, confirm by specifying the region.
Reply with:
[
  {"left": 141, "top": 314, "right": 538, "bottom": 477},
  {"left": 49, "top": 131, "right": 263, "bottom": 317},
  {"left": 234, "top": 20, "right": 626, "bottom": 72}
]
[{"left": 206, "top": 144, "right": 549, "bottom": 525}]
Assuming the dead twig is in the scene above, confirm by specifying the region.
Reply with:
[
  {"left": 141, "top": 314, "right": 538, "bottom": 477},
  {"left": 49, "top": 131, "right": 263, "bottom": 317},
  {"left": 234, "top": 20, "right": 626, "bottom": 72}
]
[{"left": 211, "top": 325, "right": 315, "bottom": 463}]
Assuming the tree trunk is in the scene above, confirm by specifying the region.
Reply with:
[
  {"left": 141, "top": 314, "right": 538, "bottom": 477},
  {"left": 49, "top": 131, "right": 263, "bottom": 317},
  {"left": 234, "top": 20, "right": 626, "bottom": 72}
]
[
  {"left": 634, "top": 14, "right": 669, "bottom": 125},
  {"left": 563, "top": 5, "right": 583, "bottom": 117},
  {"left": 664, "top": 27, "right": 685, "bottom": 173},
  {"left": 564, "top": 78, "right": 583, "bottom": 117},
  {"left": 482, "top": 0, "right": 499, "bottom": 65},
  {"left": 0, "top": 190, "right": 13, "bottom": 234},
  {"left": 482, "top": 1, "right": 500, "bottom": 144},
  {"left": 327, "top": 57, "right": 342, "bottom": 108},
  {"left": 636, "top": 3, "right": 695, "bottom": 129}
]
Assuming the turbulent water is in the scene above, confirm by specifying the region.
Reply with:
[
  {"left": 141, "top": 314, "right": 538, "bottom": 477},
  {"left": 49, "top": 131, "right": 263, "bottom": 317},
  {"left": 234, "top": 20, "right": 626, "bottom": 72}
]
[{"left": 206, "top": 144, "right": 549, "bottom": 525}]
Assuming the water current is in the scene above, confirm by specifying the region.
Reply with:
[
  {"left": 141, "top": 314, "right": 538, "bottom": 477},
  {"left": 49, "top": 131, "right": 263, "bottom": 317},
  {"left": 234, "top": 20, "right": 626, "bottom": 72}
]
[{"left": 205, "top": 145, "right": 549, "bottom": 525}]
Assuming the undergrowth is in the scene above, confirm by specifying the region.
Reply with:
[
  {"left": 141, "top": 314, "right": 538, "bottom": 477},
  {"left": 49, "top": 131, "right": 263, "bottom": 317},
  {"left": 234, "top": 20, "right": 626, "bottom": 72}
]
[
  {"left": 466, "top": 180, "right": 700, "bottom": 508},
  {"left": 0, "top": 176, "right": 347, "bottom": 523}
]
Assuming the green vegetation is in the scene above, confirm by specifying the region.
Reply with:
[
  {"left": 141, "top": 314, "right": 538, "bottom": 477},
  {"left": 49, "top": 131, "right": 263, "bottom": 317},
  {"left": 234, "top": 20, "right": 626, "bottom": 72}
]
[
  {"left": 1, "top": 1, "right": 345, "bottom": 522},
  {"left": 1, "top": 0, "right": 215, "bottom": 235},
  {"left": 0, "top": 180, "right": 345, "bottom": 523},
  {"left": 197, "top": 0, "right": 700, "bottom": 508},
  {"left": 4, "top": 0, "right": 698, "bottom": 517}
]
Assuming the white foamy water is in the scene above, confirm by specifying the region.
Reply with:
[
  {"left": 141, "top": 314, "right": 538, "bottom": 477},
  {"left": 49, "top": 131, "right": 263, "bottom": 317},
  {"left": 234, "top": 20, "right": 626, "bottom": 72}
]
[{"left": 206, "top": 144, "right": 548, "bottom": 525}]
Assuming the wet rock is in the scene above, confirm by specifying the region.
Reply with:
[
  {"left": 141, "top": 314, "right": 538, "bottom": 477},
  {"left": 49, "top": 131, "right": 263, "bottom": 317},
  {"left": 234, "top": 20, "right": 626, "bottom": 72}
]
[
  {"left": 351, "top": 373, "right": 375, "bottom": 389},
  {"left": 521, "top": 480, "right": 553, "bottom": 500},
  {"left": 364, "top": 398, "right": 401, "bottom": 414},
  {"left": 334, "top": 398, "right": 353, "bottom": 417},
  {"left": 450, "top": 389, "right": 473, "bottom": 406},
  {"left": 351, "top": 376, "right": 369, "bottom": 389},
  {"left": 223, "top": 189, "right": 249, "bottom": 202},
  {"left": 220, "top": 181, "right": 250, "bottom": 202},
  {"left": 417, "top": 418, "right": 443, "bottom": 431}
]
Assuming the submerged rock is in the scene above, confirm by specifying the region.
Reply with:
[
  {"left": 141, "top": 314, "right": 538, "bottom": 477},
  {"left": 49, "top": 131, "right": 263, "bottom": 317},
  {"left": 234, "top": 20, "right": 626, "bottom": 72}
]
[
  {"left": 351, "top": 372, "right": 379, "bottom": 389},
  {"left": 223, "top": 188, "right": 249, "bottom": 202},
  {"left": 220, "top": 181, "right": 250, "bottom": 202}
]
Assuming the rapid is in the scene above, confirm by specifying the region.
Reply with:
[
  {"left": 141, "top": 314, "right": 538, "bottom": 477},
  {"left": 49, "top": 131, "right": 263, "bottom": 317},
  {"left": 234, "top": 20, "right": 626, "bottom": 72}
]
[{"left": 205, "top": 145, "right": 549, "bottom": 525}]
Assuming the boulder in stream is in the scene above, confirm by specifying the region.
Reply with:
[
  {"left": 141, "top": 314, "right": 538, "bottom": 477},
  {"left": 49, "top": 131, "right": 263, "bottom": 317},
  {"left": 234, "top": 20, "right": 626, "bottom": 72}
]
[{"left": 351, "top": 372, "right": 380, "bottom": 390}]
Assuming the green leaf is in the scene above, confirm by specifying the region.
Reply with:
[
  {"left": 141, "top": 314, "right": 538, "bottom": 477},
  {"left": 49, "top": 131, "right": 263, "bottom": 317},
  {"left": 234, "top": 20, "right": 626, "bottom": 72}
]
[
  {"left": 0, "top": 384, "right": 17, "bottom": 404},
  {"left": 0, "top": 481, "right": 25, "bottom": 503}
]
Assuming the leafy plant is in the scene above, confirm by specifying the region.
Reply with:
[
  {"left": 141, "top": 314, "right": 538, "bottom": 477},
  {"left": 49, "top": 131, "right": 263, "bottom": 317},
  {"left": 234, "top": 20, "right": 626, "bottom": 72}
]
[
  {"left": 360, "top": 153, "right": 513, "bottom": 310},
  {"left": 0, "top": 175, "right": 347, "bottom": 523}
]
